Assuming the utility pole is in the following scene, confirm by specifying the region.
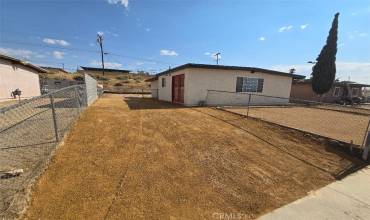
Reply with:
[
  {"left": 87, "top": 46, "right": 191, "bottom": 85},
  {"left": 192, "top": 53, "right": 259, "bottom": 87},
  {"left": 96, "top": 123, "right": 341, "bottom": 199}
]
[
  {"left": 97, "top": 34, "right": 105, "bottom": 76},
  {"left": 62, "top": 63, "right": 65, "bottom": 70},
  {"left": 215, "top": 52, "right": 221, "bottom": 65}
]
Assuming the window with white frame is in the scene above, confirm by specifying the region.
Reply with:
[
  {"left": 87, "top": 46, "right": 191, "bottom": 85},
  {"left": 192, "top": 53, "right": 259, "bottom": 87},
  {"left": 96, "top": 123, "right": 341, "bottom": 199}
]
[
  {"left": 161, "top": 78, "right": 166, "bottom": 87},
  {"left": 236, "top": 77, "right": 264, "bottom": 93},
  {"left": 333, "top": 87, "right": 340, "bottom": 96}
]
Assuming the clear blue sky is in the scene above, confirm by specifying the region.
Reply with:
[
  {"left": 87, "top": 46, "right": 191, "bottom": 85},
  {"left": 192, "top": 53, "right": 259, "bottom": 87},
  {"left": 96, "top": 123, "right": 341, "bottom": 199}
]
[{"left": 0, "top": 0, "right": 369, "bottom": 83}]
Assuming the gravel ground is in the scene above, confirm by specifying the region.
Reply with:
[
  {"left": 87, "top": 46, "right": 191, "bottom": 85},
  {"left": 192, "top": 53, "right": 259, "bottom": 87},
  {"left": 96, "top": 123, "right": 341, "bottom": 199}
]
[
  {"left": 226, "top": 106, "right": 370, "bottom": 146},
  {"left": 23, "top": 95, "right": 363, "bottom": 220}
]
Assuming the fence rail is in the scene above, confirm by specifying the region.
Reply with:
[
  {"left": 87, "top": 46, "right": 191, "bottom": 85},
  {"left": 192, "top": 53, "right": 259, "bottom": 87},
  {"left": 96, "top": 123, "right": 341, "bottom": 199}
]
[{"left": 0, "top": 75, "right": 100, "bottom": 218}]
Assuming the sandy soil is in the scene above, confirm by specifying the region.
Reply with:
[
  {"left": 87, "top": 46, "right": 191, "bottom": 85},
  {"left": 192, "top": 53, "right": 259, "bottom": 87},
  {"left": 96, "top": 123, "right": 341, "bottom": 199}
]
[
  {"left": 24, "top": 95, "right": 363, "bottom": 219},
  {"left": 0, "top": 100, "right": 18, "bottom": 109},
  {"left": 315, "top": 104, "right": 370, "bottom": 115},
  {"left": 227, "top": 106, "right": 370, "bottom": 146}
]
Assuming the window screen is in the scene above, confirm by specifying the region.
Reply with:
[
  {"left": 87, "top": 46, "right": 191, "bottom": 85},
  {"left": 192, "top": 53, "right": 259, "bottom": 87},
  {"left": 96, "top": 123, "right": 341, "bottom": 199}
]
[
  {"left": 162, "top": 78, "right": 166, "bottom": 87},
  {"left": 236, "top": 77, "right": 264, "bottom": 93}
]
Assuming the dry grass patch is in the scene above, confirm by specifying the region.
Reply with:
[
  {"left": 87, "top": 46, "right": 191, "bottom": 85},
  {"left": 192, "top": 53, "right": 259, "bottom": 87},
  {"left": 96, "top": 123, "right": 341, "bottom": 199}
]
[{"left": 24, "top": 95, "right": 363, "bottom": 220}]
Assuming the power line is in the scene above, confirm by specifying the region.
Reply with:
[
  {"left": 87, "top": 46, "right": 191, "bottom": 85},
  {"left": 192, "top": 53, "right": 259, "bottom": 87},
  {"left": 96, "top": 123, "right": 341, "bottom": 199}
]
[{"left": 1, "top": 40, "right": 180, "bottom": 66}]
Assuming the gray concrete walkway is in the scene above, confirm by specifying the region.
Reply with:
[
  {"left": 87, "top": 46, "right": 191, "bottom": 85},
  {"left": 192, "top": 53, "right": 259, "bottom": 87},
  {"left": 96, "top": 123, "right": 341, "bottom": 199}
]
[{"left": 259, "top": 166, "right": 370, "bottom": 220}]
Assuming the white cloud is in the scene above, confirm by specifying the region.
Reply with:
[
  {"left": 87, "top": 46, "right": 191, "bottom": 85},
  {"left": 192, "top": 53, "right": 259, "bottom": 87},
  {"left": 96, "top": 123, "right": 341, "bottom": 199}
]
[
  {"left": 160, "top": 49, "right": 178, "bottom": 56},
  {"left": 0, "top": 47, "right": 33, "bottom": 59},
  {"left": 259, "top": 36, "right": 266, "bottom": 41},
  {"left": 53, "top": 51, "right": 65, "bottom": 59},
  {"left": 90, "top": 60, "right": 123, "bottom": 69},
  {"left": 348, "top": 31, "right": 368, "bottom": 39},
  {"left": 204, "top": 52, "right": 211, "bottom": 56},
  {"left": 43, "top": 38, "right": 70, "bottom": 46},
  {"left": 359, "top": 32, "right": 368, "bottom": 37},
  {"left": 271, "top": 62, "right": 370, "bottom": 84},
  {"left": 35, "top": 54, "right": 46, "bottom": 59},
  {"left": 107, "top": 0, "right": 129, "bottom": 8},
  {"left": 278, "top": 25, "right": 293, "bottom": 32},
  {"left": 300, "top": 24, "right": 308, "bottom": 30},
  {"left": 145, "top": 28, "right": 151, "bottom": 32}
]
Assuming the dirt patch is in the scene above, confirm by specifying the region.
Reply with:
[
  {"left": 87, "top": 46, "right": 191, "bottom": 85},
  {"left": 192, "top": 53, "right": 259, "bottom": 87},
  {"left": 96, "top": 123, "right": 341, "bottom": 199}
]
[
  {"left": 226, "top": 106, "right": 370, "bottom": 146},
  {"left": 24, "top": 95, "right": 364, "bottom": 219},
  {"left": 0, "top": 100, "right": 19, "bottom": 109}
]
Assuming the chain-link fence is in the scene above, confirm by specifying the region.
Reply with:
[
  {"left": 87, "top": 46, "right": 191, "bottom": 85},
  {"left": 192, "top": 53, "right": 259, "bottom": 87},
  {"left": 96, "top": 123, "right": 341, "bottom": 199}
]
[
  {"left": 206, "top": 90, "right": 370, "bottom": 149},
  {"left": 0, "top": 84, "right": 90, "bottom": 219}
]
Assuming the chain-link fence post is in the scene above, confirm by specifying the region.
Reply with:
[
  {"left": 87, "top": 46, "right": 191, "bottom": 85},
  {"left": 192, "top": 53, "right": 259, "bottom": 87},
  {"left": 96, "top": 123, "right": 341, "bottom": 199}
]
[
  {"left": 362, "top": 118, "right": 370, "bottom": 160},
  {"left": 246, "top": 94, "right": 252, "bottom": 117},
  {"left": 74, "top": 86, "right": 81, "bottom": 112},
  {"left": 49, "top": 94, "right": 59, "bottom": 142}
]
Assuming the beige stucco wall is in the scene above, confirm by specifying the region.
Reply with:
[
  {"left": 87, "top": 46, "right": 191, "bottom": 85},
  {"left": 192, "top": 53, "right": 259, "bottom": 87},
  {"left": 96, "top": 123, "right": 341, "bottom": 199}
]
[
  {"left": 158, "top": 69, "right": 188, "bottom": 103},
  {"left": 186, "top": 68, "right": 292, "bottom": 106},
  {"left": 155, "top": 67, "right": 293, "bottom": 106},
  {"left": 0, "top": 59, "right": 41, "bottom": 102}
]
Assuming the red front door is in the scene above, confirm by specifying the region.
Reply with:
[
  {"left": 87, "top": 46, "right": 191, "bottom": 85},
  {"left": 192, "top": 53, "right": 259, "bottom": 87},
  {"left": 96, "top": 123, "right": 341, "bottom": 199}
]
[{"left": 172, "top": 74, "right": 184, "bottom": 104}]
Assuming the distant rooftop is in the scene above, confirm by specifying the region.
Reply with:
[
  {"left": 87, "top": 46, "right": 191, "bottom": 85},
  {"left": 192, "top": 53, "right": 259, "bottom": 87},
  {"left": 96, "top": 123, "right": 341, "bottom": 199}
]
[
  {"left": 0, "top": 53, "right": 47, "bottom": 73},
  {"left": 80, "top": 66, "right": 130, "bottom": 73}
]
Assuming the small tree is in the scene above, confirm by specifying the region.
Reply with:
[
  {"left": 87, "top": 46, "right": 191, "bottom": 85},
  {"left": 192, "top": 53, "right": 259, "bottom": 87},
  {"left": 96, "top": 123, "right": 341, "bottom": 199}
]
[{"left": 311, "top": 13, "right": 339, "bottom": 95}]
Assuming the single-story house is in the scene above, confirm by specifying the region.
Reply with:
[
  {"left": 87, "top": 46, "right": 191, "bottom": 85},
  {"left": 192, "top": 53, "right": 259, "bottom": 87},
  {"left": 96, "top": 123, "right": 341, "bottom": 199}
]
[
  {"left": 146, "top": 63, "right": 305, "bottom": 106},
  {"left": 290, "top": 79, "right": 370, "bottom": 103},
  {"left": 0, "top": 53, "right": 47, "bottom": 102}
]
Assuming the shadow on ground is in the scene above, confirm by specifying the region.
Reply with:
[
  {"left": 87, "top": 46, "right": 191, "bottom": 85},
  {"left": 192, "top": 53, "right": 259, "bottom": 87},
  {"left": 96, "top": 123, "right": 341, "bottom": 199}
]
[
  {"left": 124, "top": 97, "right": 185, "bottom": 110},
  {"left": 193, "top": 108, "right": 367, "bottom": 180}
]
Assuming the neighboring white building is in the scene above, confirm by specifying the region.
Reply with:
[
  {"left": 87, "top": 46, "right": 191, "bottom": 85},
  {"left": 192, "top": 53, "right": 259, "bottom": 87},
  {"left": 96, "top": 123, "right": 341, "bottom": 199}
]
[
  {"left": 147, "top": 63, "right": 304, "bottom": 106},
  {"left": 0, "top": 54, "right": 47, "bottom": 102}
]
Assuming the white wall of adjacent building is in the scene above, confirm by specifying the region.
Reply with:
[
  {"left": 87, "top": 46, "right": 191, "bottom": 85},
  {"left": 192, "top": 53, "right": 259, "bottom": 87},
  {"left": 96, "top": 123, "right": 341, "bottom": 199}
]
[{"left": 0, "top": 58, "right": 41, "bottom": 102}]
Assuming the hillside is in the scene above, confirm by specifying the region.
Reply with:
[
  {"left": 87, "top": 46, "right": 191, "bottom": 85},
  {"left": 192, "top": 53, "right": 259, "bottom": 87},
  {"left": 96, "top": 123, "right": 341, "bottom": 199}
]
[
  {"left": 40, "top": 69, "right": 153, "bottom": 93},
  {"left": 83, "top": 71, "right": 151, "bottom": 92}
]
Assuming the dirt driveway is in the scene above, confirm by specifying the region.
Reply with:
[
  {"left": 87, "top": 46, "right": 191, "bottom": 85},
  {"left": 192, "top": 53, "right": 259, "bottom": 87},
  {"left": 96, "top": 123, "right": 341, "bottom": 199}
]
[{"left": 24, "top": 94, "right": 363, "bottom": 219}]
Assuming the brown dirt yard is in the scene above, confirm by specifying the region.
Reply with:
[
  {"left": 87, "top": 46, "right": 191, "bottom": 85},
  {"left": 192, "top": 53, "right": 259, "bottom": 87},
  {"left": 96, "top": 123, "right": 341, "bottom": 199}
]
[
  {"left": 226, "top": 106, "right": 370, "bottom": 146},
  {"left": 23, "top": 94, "right": 364, "bottom": 220}
]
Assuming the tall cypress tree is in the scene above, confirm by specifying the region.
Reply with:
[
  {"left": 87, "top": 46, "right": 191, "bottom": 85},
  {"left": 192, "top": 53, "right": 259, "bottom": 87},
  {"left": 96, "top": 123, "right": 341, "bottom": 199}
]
[{"left": 311, "top": 13, "right": 339, "bottom": 95}]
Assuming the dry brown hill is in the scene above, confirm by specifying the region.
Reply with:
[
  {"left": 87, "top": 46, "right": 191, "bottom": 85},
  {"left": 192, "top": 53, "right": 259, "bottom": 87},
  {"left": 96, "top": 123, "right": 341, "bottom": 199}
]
[{"left": 40, "top": 69, "right": 153, "bottom": 93}]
